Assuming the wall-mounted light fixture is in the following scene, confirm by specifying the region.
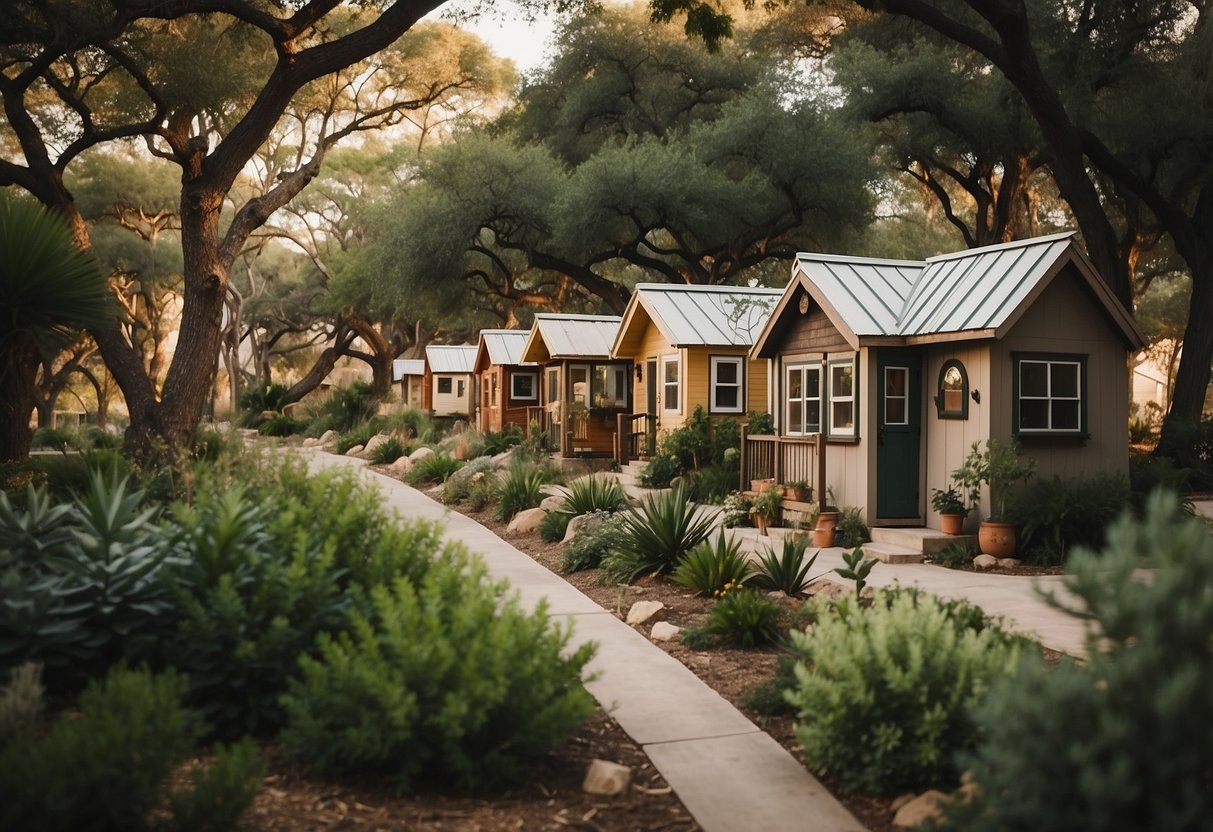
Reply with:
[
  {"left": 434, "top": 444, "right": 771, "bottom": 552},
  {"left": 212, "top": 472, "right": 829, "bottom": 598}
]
[
  {"left": 635, "top": 364, "right": 643, "bottom": 382},
  {"left": 971, "top": 389, "right": 981, "bottom": 404}
]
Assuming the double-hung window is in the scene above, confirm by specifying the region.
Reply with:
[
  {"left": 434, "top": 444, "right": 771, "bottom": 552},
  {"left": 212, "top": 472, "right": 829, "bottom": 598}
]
[
  {"left": 828, "top": 357, "right": 856, "bottom": 437},
  {"left": 710, "top": 356, "right": 745, "bottom": 414},
  {"left": 661, "top": 355, "right": 680, "bottom": 413},
  {"left": 784, "top": 363, "right": 821, "bottom": 435},
  {"left": 1015, "top": 353, "right": 1085, "bottom": 434}
]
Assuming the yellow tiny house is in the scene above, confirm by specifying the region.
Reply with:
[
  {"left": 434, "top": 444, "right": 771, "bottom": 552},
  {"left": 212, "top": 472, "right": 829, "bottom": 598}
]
[{"left": 611, "top": 284, "right": 781, "bottom": 461}]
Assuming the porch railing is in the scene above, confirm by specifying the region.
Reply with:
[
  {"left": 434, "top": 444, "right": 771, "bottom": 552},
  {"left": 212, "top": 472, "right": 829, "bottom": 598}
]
[
  {"left": 740, "top": 426, "right": 822, "bottom": 503},
  {"left": 524, "top": 406, "right": 559, "bottom": 451},
  {"left": 615, "top": 412, "right": 655, "bottom": 466}
]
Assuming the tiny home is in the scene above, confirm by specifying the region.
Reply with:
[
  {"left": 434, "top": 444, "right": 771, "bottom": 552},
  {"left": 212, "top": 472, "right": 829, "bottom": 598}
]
[
  {"left": 473, "top": 329, "right": 539, "bottom": 434},
  {"left": 423, "top": 344, "right": 477, "bottom": 418},
  {"left": 748, "top": 232, "right": 1145, "bottom": 531},
  {"left": 520, "top": 313, "right": 632, "bottom": 458},
  {"left": 610, "top": 283, "right": 782, "bottom": 460},
  {"left": 392, "top": 359, "right": 425, "bottom": 410}
]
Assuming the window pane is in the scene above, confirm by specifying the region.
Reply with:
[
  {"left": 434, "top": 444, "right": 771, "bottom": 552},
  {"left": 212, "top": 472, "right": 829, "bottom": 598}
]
[
  {"left": 1052, "top": 400, "right": 1080, "bottom": 430},
  {"left": 832, "top": 363, "right": 853, "bottom": 397},
  {"left": 716, "top": 360, "right": 739, "bottom": 385},
  {"left": 1021, "top": 361, "right": 1048, "bottom": 397},
  {"left": 457, "top": 380, "right": 465, "bottom": 397},
  {"left": 547, "top": 370, "right": 559, "bottom": 402},
  {"left": 886, "top": 399, "right": 906, "bottom": 424},
  {"left": 665, "top": 384, "right": 679, "bottom": 411},
  {"left": 806, "top": 367, "right": 820, "bottom": 395},
  {"left": 438, "top": 377, "right": 452, "bottom": 394},
  {"left": 943, "top": 389, "right": 963, "bottom": 412},
  {"left": 832, "top": 401, "right": 854, "bottom": 430},
  {"left": 788, "top": 400, "right": 803, "bottom": 434},
  {"left": 788, "top": 368, "right": 803, "bottom": 399},
  {"left": 943, "top": 365, "right": 963, "bottom": 390},
  {"left": 1020, "top": 399, "right": 1048, "bottom": 429},
  {"left": 1051, "top": 363, "right": 1079, "bottom": 398},
  {"left": 886, "top": 367, "right": 906, "bottom": 397},
  {"left": 665, "top": 360, "right": 678, "bottom": 383},
  {"left": 807, "top": 402, "right": 820, "bottom": 432},
  {"left": 717, "top": 386, "right": 738, "bottom": 410}
]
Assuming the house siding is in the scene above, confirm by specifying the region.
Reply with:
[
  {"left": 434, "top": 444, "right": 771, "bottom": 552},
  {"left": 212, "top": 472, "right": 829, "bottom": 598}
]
[
  {"left": 432, "top": 373, "right": 474, "bottom": 418},
  {"left": 781, "top": 292, "right": 851, "bottom": 353},
  {"left": 922, "top": 343, "right": 992, "bottom": 531}
]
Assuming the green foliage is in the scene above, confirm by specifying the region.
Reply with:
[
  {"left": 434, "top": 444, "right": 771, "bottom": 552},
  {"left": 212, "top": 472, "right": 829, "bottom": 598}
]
[
  {"left": 466, "top": 476, "right": 496, "bottom": 511},
  {"left": 684, "top": 587, "right": 784, "bottom": 649},
  {"left": 334, "top": 421, "right": 379, "bottom": 454},
  {"left": 929, "top": 540, "right": 978, "bottom": 568},
  {"left": 718, "top": 491, "right": 751, "bottom": 527},
  {"left": 751, "top": 534, "right": 820, "bottom": 595},
  {"left": 31, "top": 426, "right": 86, "bottom": 452},
  {"left": 953, "top": 492, "right": 1213, "bottom": 830},
  {"left": 1006, "top": 473, "right": 1130, "bottom": 565},
  {"left": 929, "top": 486, "right": 968, "bottom": 515},
  {"left": 686, "top": 462, "right": 740, "bottom": 503},
  {"left": 0, "top": 665, "right": 202, "bottom": 832},
  {"left": 671, "top": 533, "right": 753, "bottom": 596},
  {"left": 742, "top": 652, "right": 800, "bottom": 716},
  {"left": 404, "top": 452, "right": 462, "bottom": 486},
  {"left": 835, "top": 505, "right": 869, "bottom": 547},
  {"left": 600, "top": 484, "right": 717, "bottom": 583},
  {"left": 639, "top": 453, "right": 682, "bottom": 488},
  {"left": 493, "top": 462, "right": 556, "bottom": 522},
  {"left": 953, "top": 438, "right": 1037, "bottom": 520},
  {"left": 319, "top": 381, "right": 382, "bottom": 433},
  {"left": 0, "top": 473, "right": 175, "bottom": 691},
  {"left": 833, "top": 546, "right": 878, "bottom": 600},
  {"left": 168, "top": 738, "right": 265, "bottom": 832},
  {"left": 280, "top": 564, "right": 596, "bottom": 793},
  {"left": 1128, "top": 454, "right": 1193, "bottom": 512},
  {"left": 236, "top": 383, "right": 288, "bottom": 427},
  {"left": 256, "top": 414, "right": 304, "bottom": 437},
  {"left": 369, "top": 436, "right": 408, "bottom": 464},
  {"left": 746, "top": 411, "right": 774, "bottom": 435},
  {"left": 560, "top": 511, "right": 627, "bottom": 573},
  {"left": 559, "top": 475, "right": 627, "bottom": 516},
  {"left": 539, "top": 509, "right": 572, "bottom": 542},
  {"left": 381, "top": 408, "right": 439, "bottom": 444},
  {"left": 0, "top": 661, "right": 43, "bottom": 743},
  {"left": 477, "top": 424, "right": 524, "bottom": 456},
  {"left": 750, "top": 487, "right": 783, "bottom": 521},
  {"left": 440, "top": 456, "right": 494, "bottom": 503},
  {"left": 787, "top": 591, "right": 1022, "bottom": 794}
]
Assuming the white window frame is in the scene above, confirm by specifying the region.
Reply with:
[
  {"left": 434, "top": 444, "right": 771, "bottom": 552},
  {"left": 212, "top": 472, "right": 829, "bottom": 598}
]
[
  {"left": 569, "top": 364, "right": 591, "bottom": 408},
  {"left": 828, "top": 357, "right": 856, "bottom": 437},
  {"left": 783, "top": 362, "right": 821, "bottom": 436},
  {"left": 709, "top": 355, "right": 745, "bottom": 414},
  {"left": 661, "top": 354, "right": 681, "bottom": 415},
  {"left": 511, "top": 371, "right": 538, "bottom": 401}
]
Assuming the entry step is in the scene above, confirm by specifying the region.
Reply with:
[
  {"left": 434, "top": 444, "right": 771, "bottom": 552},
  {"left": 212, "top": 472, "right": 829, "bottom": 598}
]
[{"left": 870, "top": 526, "right": 976, "bottom": 556}]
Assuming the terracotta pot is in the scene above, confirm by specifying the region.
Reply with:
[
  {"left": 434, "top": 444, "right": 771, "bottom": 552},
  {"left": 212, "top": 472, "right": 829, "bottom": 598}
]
[
  {"left": 940, "top": 513, "right": 966, "bottom": 535},
  {"left": 751, "top": 511, "right": 771, "bottom": 536},
  {"left": 978, "top": 520, "right": 1017, "bottom": 557},
  {"left": 751, "top": 478, "right": 775, "bottom": 494},
  {"left": 812, "top": 526, "right": 835, "bottom": 547},
  {"left": 817, "top": 510, "right": 840, "bottom": 531},
  {"left": 787, "top": 487, "right": 810, "bottom": 503}
]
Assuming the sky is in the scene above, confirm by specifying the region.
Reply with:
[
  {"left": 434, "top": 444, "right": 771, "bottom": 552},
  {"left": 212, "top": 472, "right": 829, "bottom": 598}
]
[{"left": 424, "top": 2, "right": 560, "bottom": 74}]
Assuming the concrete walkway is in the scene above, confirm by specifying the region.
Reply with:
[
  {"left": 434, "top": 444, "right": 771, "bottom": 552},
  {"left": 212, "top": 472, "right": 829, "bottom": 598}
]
[{"left": 309, "top": 452, "right": 866, "bottom": 832}]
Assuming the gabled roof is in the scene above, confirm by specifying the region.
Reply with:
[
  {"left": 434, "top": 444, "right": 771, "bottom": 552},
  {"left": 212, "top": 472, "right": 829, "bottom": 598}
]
[
  {"left": 424, "top": 344, "right": 477, "bottom": 374},
  {"left": 753, "top": 233, "right": 1145, "bottom": 356},
  {"left": 611, "top": 283, "right": 784, "bottom": 357},
  {"left": 473, "top": 329, "right": 534, "bottom": 373},
  {"left": 392, "top": 359, "right": 425, "bottom": 381},
  {"left": 521, "top": 313, "right": 623, "bottom": 363}
]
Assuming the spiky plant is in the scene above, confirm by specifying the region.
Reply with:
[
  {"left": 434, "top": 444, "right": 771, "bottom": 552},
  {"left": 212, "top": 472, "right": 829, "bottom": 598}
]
[
  {"left": 672, "top": 533, "right": 754, "bottom": 597},
  {"left": 601, "top": 483, "right": 716, "bottom": 583}
]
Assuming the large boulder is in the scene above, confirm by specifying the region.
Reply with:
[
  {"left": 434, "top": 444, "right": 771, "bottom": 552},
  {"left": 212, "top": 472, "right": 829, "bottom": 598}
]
[
  {"left": 344, "top": 444, "right": 364, "bottom": 457},
  {"left": 316, "top": 429, "right": 339, "bottom": 447},
  {"left": 540, "top": 494, "right": 567, "bottom": 512},
  {"left": 361, "top": 433, "right": 393, "bottom": 457},
  {"left": 506, "top": 507, "right": 547, "bottom": 534},
  {"left": 387, "top": 455, "right": 411, "bottom": 476},
  {"left": 409, "top": 446, "right": 435, "bottom": 462},
  {"left": 562, "top": 512, "right": 597, "bottom": 543}
]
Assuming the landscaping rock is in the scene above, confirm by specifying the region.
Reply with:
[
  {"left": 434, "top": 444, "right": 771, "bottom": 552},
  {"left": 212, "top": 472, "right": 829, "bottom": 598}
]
[
  {"left": 506, "top": 507, "right": 547, "bottom": 534},
  {"left": 301, "top": 437, "right": 319, "bottom": 448},
  {"left": 362, "top": 433, "right": 392, "bottom": 457},
  {"left": 257, "top": 409, "right": 279, "bottom": 425},
  {"left": 973, "top": 554, "right": 998, "bottom": 570},
  {"left": 625, "top": 600, "right": 665, "bottom": 625},
  {"left": 344, "top": 444, "right": 364, "bottom": 457},
  {"left": 562, "top": 512, "right": 597, "bottom": 543},
  {"left": 388, "top": 456, "right": 411, "bottom": 476},
  {"left": 806, "top": 579, "right": 848, "bottom": 600},
  {"left": 889, "top": 794, "right": 917, "bottom": 813},
  {"left": 317, "top": 429, "right": 339, "bottom": 447},
  {"left": 540, "top": 495, "right": 566, "bottom": 512},
  {"left": 409, "top": 446, "right": 434, "bottom": 462},
  {"left": 893, "top": 790, "right": 950, "bottom": 828},
  {"left": 997, "top": 558, "right": 1021, "bottom": 569},
  {"left": 650, "top": 622, "right": 681, "bottom": 642},
  {"left": 491, "top": 450, "right": 514, "bottom": 470},
  {"left": 582, "top": 759, "right": 631, "bottom": 796}
]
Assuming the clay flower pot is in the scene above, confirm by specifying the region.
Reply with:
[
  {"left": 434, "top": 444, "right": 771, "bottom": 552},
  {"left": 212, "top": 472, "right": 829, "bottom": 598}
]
[
  {"left": 940, "top": 513, "right": 966, "bottom": 535},
  {"left": 812, "top": 526, "right": 835, "bottom": 547},
  {"left": 978, "top": 520, "right": 1017, "bottom": 557}
]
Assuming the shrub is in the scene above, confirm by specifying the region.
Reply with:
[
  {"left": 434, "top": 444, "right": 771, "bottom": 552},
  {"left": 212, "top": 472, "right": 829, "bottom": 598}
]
[
  {"left": 639, "top": 453, "right": 682, "bottom": 488},
  {"left": 31, "top": 425, "right": 85, "bottom": 452},
  {"left": 478, "top": 424, "right": 524, "bottom": 456},
  {"left": 0, "top": 665, "right": 201, "bottom": 832},
  {"left": 600, "top": 484, "right": 717, "bottom": 583},
  {"left": 928, "top": 540, "right": 978, "bottom": 568},
  {"left": 1006, "top": 473, "right": 1130, "bottom": 565},
  {"left": 786, "top": 591, "right": 1022, "bottom": 794},
  {"left": 559, "top": 475, "right": 627, "bottom": 516},
  {"left": 685, "top": 587, "right": 784, "bottom": 649},
  {"left": 1128, "top": 454, "right": 1192, "bottom": 512},
  {"left": 719, "top": 491, "right": 751, "bottom": 527},
  {"left": 257, "top": 414, "right": 303, "bottom": 437},
  {"left": 686, "top": 463, "right": 740, "bottom": 503},
  {"left": 0, "top": 662, "right": 43, "bottom": 743},
  {"left": 237, "top": 383, "right": 289, "bottom": 427},
  {"left": 169, "top": 738, "right": 265, "bottom": 832},
  {"left": 441, "top": 456, "right": 494, "bottom": 503},
  {"left": 466, "top": 476, "right": 496, "bottom": 511},
  {"left": 711, "top": 417, "right": 741, "bottom": 463},
  {"left": 382, "top": 408, "right": 438, "bottom": 444},
  {"left": 493, "top": 463, "right": 553, "bottom": 522},
  {"left": 835, "top": 505, "right": 869, "bottom": 547},
  {"left": 370, "top": 436, "right": 408, "bottom": 464},
  {"left": 334, "top": 421, "right": 380, "bottom": 454},
  {"left": 950, "top": 491, "right": 1213, "bottom": 831},
  {"left": 746, "top": 411, "right": 774, "bottom": 435},
  {"left": 560, "top": 511, "right": 627, "bottom": 573},
  {"left": 672, "top": 533, "right": 753, "bottom": 596},
  {"left": 539, "top": 510, "right": 572, "bottom": 542},
  {"left": 280, "top": 561, "right": 596, "bottom": 792},
  {"left": 319, "top": 381, "right": 382, "bottom": 433},
  {"left": 404, "top": 452, "right": 462, "bottom": 486},
  {"left": 751, "top": 535, "right": 820, "bottom": 595}
]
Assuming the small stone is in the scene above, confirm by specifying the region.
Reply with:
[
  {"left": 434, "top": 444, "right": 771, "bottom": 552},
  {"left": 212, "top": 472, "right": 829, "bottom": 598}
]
[
  {"left": 767, "top": 590, "right": 789, "bottom": 600},
  {"left": 506, "top": 507, "right": 547, "bottom": 534},
  {"left": 452, "top": 441, "right": 470, "bottom": 461},
  {"left": 893, "top": 790, "right": 950, "bottom": 828},
  {"left": 582, "top": 759, "right": 631, "bottom": 796},
  {"left": 973, "top": 554, "right": 998, "bottom": 570},
  {"left": 650, "top": 622, "right": 681, "bottom": 641},
  {"left": 625, "top": 600, "right": 665, "bottom": 625},
  {"left": 257, "top": 410, "right": 278, "bottom": 424},
  {"left": 889, "top": 794, "right": 916, "bottom": 813},
  {"left": 344, "top": 444, "right": 364, "bottom": 457},
  {"left": 997, "top": 558, "right": 1021, "bottom": 569},
  {"left": 301, "top": 437, "right": 319, "bottom": 448},
  {"left": 409, "top": 446, "right": 434, "bottom": 462}
]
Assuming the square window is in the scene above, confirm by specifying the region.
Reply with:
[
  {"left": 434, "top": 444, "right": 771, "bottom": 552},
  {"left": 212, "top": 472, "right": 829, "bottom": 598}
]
[
  {"left": 437, "top": 377, "right": 452, "bottom": 395},
  {"left": 1015, "top": 354, "right": 1085, "bottom": 434},
  {"left": 512, "top": 373, "right": 537, "bottom": 401}
]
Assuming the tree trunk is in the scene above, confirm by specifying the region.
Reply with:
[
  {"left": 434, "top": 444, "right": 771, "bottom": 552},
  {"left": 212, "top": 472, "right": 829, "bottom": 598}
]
[
  {"left": 0, "top": 340, "right": 39, "bottom": 462},
  {"left": 1156, "top": 252, "right": 1213, "bottom": 457}
]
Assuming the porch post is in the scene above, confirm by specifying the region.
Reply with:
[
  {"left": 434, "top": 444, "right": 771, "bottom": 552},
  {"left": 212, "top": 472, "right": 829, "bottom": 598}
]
[{"left": 739, "top": 423, "right": 749, "bottom": 491}]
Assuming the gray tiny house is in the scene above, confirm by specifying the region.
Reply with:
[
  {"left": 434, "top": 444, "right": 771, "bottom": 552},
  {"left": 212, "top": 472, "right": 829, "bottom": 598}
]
[{"left": 748, "top": 233, "right": 1146, "bottom": 532}]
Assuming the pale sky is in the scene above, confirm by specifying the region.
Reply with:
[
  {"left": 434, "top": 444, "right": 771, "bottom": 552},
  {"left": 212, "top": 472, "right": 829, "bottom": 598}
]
[{"left": 425, "top": 2, "right": 559, "bottom": 74}]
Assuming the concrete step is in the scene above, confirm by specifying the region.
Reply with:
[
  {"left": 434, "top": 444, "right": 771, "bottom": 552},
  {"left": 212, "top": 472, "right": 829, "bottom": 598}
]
[
  {"left": 870, "top": 526, "right": 976, "bottom": 556},
  {"left": 856, "top": 541, "right": 922, "bottom": 564}
]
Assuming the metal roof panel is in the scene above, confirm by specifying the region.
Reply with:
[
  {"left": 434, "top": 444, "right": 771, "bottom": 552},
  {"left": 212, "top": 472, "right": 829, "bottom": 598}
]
[
  {"left": 392, "top": 359, "right": 425, "bottom": 381},
  {"left": 633, "top": 284, "right": 784, "bottom": 346},
  {"left": 425, "top": 344, "right": 477, "bottom": 374},
  {"left": 533, "top": 313, "right": 622, "bottom": 359},
  {"left": 478, "top": 329, "right": 533, "bottom": 366}
]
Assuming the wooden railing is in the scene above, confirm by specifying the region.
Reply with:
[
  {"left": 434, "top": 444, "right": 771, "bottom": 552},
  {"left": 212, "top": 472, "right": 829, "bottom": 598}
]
[
  {"left": 740, "top": 426, "right": 821, "bottom": 499},
  {"left": 524, "top": 406, "right": 559, "bottom": 452},
  {"left": 615, "top": 412, "right": 655, "bottom": 465}
]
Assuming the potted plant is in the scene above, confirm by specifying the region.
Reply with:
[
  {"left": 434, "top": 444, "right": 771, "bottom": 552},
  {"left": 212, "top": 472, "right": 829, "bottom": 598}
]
[
  {"left": 952, "top": 438, "right": 1036, "bottom": 557},
  {"left": 750, "top": 488, "right": 783, "bottom": 536},
  {"left": 816, "top": 485, "right": 840, "bottom": 532},
  {"left": 785, "top": 479, "right": 812, "bottom": 503},
  {"left": 930, "top": 486, "right": 970, "bottom": 535}
]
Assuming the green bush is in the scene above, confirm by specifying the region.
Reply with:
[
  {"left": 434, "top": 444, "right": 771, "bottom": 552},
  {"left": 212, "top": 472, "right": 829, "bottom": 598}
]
[
  {"left": 928, "top": 540, "right": 978, "bottom": 568},
  {"left": 600, "top": 484, "right": 717, "bottom": 583},
  {"left": 1128, "top": 454, "right": 1192, "bottom": 512},
  {"left": 950, "top": 491, "right": 1213, "bottom": 831},
  {"left": 672, "top": 533, "right": 753, "bottom": 596},
  {"left": 751, "top": 534, "right": 820, "bottom": 595},
  {"left": 560, "top": 511, "right": 627, "bottom": 573},
  {"left": 441, "top": 456, "right": 494, "bottom": 503},
  {"left": 1006, "top": 473, "right": 1130, "bottom": 564},
  {"left": 686, "top": 463, "right": 740, "bottom": 503},
  {"left": 334, "top": 421, "right": 380, "bottom": 454},
  {"left": 493, "top": 462, "right": 554, "bottom": 522},
  {"left": 319, "top": 381, "right": 382, "bottom": 433},
  {"left": 31, "top": 425, "right": 86, "bottom": 452},
  {"left": 236, "top": 382, "right": 289, "bottom": 427},
  {"left": 404, "top": 452, "right": 462, "bottom": 486},
  {"left": 467, "top": 476, "right": 496, "bottom": 511},
  {"left": 639, "top": 453, "right": 682, "bottom": 488},
  {"left": 0, "top": 665, "right": 202, "bottom": 832},
  {"left": 835, "top": 505, "right": 869, "bottom": 547},
  {"left": 746, "top": 411, "right": 774, "bottom": 435},
  {"left": 477, "top": 424, "right": 524, "bottom": 456},
  {"left": 559, "top": 475, "right": 627, "bottom": 516},
  {"left": 381, "top": 408, "right": 438, "bottom": 444},
  {"left": 169, "top": 738, "right": 265, "bottom": 832},
  {"left": 280, "top": 562, "right": 596, "bottom": 792},
  {"left": 539, "top": 510, "right": 572, "bottom": 542},
  {"left": 786, "top": 591, "right": 1022, "bottom": 794},
  {"left": 370, "top": 436, "right": 408, "bottom": 464},
  {"left": 257, "top": 414, "right": 303, "bottom": 437},
  {"left": 684, "top": 587, "right": 784, "bottom": 649}
]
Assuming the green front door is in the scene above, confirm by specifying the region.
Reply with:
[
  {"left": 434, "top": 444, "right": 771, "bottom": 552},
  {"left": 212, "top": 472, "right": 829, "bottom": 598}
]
[{"left": 876, "top": 352, "right": 922, "bottom": 519}]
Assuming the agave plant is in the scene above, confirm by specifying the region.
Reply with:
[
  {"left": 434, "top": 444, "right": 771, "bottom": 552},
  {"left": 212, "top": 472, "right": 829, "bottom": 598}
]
[
  {"left": 672, "top": 533, "right": 754, "bottom": 597},
  {"left": 602, "top": 483, "right": 716, "bottom": 583},
  {"left": 751, "top": 535, "right": 822, "bottom": 596},
  {"left": 558, "top": 475, "right": 627, "bottom": 517}
]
